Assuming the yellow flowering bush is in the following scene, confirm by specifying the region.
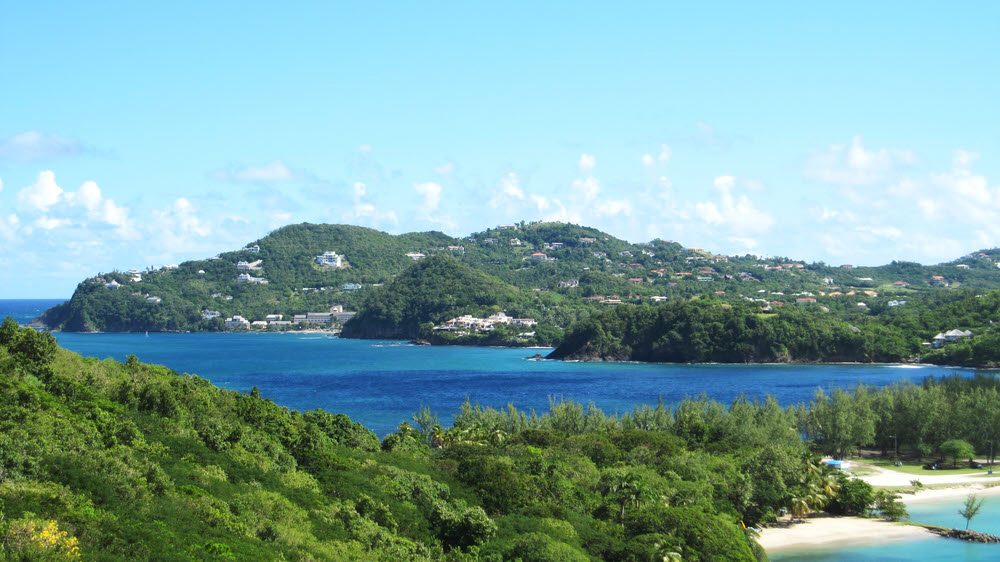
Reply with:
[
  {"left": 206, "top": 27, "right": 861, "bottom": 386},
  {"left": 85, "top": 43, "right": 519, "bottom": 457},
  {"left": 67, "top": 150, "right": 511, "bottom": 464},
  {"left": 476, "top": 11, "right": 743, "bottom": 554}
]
[{"left": 5, "top": 518, "right": 81, "bottom": 559}]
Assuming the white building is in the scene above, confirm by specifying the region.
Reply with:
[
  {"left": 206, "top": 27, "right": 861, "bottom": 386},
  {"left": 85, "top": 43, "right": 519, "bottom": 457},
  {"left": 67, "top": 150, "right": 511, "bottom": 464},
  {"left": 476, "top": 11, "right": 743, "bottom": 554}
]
[
  {"left": 225, "top": 315, "right": 250, "bottom": 329},
  {"left": 316, "top": 251, "right": 343, "bottom": 268}
]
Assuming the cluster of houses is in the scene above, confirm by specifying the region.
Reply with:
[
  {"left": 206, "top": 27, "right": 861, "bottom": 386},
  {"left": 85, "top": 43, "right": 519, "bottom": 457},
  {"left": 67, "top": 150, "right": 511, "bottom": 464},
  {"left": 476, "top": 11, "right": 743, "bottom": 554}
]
[
  {"left": 433, "top": 312, "right": 537, "bottom": 336},
  {"left": 930, "top": 329, "right": 973, "bottom": 348},
  {"left": 220, "top": 305, "right": 356, "bottom": 331}
]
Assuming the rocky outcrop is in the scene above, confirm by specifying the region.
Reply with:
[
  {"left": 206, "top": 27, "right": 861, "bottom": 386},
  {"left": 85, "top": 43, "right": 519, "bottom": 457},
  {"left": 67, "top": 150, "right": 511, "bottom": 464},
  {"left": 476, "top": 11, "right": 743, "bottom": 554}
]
[{"left": 930, "top": 528, "right": 1000, "bottom": 543}]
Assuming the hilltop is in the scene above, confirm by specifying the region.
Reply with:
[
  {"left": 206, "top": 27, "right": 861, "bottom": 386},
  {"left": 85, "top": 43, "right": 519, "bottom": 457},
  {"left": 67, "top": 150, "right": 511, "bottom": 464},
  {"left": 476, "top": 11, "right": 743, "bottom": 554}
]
[{"left": 33, "top": 221, "right": 1000, "bottom": 354}]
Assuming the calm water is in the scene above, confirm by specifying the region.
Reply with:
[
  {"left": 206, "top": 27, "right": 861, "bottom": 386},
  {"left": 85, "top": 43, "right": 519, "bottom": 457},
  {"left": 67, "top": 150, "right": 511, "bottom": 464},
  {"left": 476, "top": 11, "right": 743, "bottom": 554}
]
[
  {"left": 6, "top": 300, "right": 998, "bottom": 560},
  {"left": 1, "top": 300, "right": 979, "bottom": 438},
  {"left": 773, "top": 496, "right": 1000, "bottom": 561}
]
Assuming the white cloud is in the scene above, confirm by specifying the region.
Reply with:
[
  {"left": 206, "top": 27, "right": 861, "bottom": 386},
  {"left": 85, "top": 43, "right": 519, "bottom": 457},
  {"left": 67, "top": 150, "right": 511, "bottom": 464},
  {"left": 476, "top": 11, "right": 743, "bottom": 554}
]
[
  {"left": 98, "top": 199, "right": 131, "bottom": 228},
  {"left": 857, "top": 225, "right": 903, "bottom": 239},
  {"left": 33, "top": 216, "right": 71, "bottom": 230},
  {"left": 572, "top": 177, "right": 601, "bottom": 202},
  {"left": 0, "top": 176, "right": 3, "bottom": 192},
  {"left": 693, "top": 176, "right": 774, "bottom": 234},
  {"left": 73, "top": 181, "right": 102, "bottom": 211},
  {"left": 578, "top": 153, "right": 596, "bottom": 172},
  {"left": 414, "top": 181, "right": 442, "bottom": 212},
  {"left": 359, "top": 144, "right": 372, "bottom": 154},
  {"left": 234, "top": 160, "right": 296, "bottom": 181},
  {"left": 434, "top": 162, "right": 455, "bottom": 175},
  {"left": 499, "top": 173, "right": 524, "bottom": 200},
  {"left": 658, "top": 144, "right": 672, "bottom": 163},
  {"left": 596, "top": 198, "right": 633, "bottom": 217},
  {"left": 953, "top": 149, "right": 979, "bottom": 167},
  {"left": 641, "top": 154, "right": 654, "bottom": 166},
  {"left": 0, "top": 131, "right": 94, "bottom": 161},
  {"left": 353, "top": 181, "right": 367, "bottom": 199},
  {"left": 18, "top": 171, "right": 64, "bottom": 212},
  {"left": 804, "top": 135, "right": 918, "bottom": 186}
]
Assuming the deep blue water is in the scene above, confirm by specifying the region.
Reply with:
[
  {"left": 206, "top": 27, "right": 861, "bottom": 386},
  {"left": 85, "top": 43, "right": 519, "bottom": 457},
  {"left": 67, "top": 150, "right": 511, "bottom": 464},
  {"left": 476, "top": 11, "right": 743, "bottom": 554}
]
[
  {"left": 1, "top": 300, "right": 978, "bottom": 439},
  {"left": 0, "top": 298, "right": 65, "bottom": 326}
]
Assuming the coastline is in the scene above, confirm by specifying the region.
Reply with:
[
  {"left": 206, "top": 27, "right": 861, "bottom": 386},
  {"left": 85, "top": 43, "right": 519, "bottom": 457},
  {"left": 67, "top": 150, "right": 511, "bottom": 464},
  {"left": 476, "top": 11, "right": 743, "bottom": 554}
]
[
  {"left": 757, "top": 515, "right": 934, "bottom": 553},
  {"left": 759, "top": 470, "right": 1000, "bottom": 554}
]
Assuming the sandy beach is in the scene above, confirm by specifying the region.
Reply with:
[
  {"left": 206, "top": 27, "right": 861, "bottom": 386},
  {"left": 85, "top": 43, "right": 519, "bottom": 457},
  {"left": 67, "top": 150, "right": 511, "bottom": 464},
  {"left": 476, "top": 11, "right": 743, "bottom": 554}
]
[
  {"left": 759, "top": 461, "right": 1000, "bottom": 553},
  {"left": 757, "top": 515, "right": 932, "bottom": 552}
]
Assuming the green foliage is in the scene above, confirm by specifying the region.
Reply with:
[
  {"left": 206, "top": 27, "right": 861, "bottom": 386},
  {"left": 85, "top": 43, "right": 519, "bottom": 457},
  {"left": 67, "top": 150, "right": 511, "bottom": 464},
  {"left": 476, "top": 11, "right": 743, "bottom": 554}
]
[
  {"left": 940, "top": 439, "right": 976, "bottom": 467},
  {"left": 827, "top": 476, "right": 874, "bottom": 516},
  {"left": 958, "top": 493, "right": 985, "bottom": 530},
  {"left": 873, "top": 490, "right": 909, "bottom": 521}
]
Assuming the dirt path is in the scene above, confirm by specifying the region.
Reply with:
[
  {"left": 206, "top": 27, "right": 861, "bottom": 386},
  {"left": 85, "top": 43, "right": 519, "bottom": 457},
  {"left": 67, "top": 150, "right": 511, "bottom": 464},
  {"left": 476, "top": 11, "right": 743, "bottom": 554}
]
[{"left": 848, "top": 460, "right": 1000, "bottom": 487}]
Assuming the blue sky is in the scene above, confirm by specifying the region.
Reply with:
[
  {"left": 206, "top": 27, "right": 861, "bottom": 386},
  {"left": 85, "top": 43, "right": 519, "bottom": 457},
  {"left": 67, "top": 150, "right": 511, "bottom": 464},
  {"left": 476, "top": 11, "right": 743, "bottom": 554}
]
[{"left": 1, "top": 3, "right": 998, "bottom": 297}]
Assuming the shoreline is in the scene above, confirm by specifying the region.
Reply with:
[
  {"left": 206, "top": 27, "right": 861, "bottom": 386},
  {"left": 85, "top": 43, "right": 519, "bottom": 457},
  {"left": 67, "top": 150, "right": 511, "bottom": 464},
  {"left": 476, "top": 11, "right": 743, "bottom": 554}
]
[
  {"left": 757, "top": 515, "right": 934, "bottom": 553},
  {"left": 759, "top": 477, "right": 1000, "bottom": 553}
]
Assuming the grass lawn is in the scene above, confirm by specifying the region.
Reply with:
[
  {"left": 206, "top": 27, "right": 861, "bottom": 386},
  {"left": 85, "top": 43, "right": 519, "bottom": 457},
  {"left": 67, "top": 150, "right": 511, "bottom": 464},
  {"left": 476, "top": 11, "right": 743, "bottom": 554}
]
[{"left": 855, "top": 457, "right": 988, "bottom": 476}]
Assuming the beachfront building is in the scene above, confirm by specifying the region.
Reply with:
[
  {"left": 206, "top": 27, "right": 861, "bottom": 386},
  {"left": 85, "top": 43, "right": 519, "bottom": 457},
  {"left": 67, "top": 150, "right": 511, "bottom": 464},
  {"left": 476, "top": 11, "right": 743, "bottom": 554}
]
[
  {"left": 225, "top": 316, "right": 250, "bottom": 329},
  {"left": 434, "top": 312, "right": 537, "bottom": 333}
]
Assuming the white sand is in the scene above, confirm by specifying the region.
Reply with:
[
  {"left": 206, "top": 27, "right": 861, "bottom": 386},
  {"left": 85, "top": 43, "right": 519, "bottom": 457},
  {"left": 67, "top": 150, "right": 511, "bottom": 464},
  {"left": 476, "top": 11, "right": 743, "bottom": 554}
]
[
  {"left": 760, "top": 463, "right": 1000, "bottom": 553},
  {"left": 757, "top": 516, "right": 932, "bottom": 552}
]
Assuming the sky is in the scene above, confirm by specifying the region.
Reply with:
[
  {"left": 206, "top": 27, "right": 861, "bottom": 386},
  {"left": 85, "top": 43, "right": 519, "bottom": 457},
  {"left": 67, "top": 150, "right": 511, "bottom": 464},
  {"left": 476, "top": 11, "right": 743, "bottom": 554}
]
[{"left": 1, "top": 3, "right": 999, "bottom": 297}]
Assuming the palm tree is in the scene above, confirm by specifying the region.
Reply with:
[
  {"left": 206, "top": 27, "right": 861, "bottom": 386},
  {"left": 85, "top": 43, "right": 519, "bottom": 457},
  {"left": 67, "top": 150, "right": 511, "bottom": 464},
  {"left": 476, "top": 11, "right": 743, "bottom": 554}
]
[
  {"left": 604, "top": 471, "right": 652, "bottom": 523},
  {"left": 790, "top": 496, "right": 810, "bottom": 520},
  {"left": 397, "top": 421, "right": 414, "bottom": 437},
  {"left": 430, "top": 423, "right": 445, "bottom": 448}
]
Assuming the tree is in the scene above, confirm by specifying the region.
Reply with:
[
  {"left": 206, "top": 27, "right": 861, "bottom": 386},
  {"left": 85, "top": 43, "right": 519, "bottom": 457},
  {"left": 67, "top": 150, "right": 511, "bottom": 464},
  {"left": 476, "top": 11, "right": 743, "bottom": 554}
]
[
  {"left": 940, "top": 439, "right": 975, "bottom": 468},
  {"left": 873, "top": 490, "right": 908, "bottom": 521},
  {"left": 958, "top": 493, "right": 985, "bottom": 530}
]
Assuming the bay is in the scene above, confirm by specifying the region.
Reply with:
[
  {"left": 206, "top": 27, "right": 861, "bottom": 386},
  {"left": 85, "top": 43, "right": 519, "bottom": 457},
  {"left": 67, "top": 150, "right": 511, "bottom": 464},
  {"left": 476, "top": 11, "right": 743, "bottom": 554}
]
[{"left": 0, "top": 300, "right": 981, "bottom": 439}]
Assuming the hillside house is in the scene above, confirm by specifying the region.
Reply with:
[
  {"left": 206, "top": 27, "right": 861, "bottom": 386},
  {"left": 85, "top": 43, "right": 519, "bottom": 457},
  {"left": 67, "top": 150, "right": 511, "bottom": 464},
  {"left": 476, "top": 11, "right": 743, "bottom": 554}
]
[
  {"left": 316, "top": 251, "right": 343, "bottom": 268},
  {"left": 932, "top": 329, "right": 973, "bottom": 348},
  {"left": 146, "top": 296, "right": 162, "bottom": 303},
  {"left": 342, "top": 283, "right": 362, "bottom": 292},
  {"left": 405, "top": 252, "right": 426, "bottom": 261},
  {"left": 579, "top": 237, "right": 597, "bottom": 244}
]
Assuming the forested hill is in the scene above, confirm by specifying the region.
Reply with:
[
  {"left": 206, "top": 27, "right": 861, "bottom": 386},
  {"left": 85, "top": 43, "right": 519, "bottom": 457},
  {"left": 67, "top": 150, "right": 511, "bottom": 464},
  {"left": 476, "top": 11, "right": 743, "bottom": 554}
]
[
  {"left": 547, "top": 290, "right": 1000, "bottom": 366},
  {"left": 34, "top": 220, "right": 1000, "bottom": 340},
  {"left": 340, "top": 255, "right": 524, "bottom": 340}
]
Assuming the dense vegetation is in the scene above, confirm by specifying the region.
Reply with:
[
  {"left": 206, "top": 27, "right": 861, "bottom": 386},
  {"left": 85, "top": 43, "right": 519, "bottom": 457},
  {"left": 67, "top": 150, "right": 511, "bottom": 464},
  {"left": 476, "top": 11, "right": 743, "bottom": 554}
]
[
  {"left": 798, "top": 373, "right": 1000, "bottom": 465},
  {"left": 340, "top": 255, "right": 570, "bottom": 345},
  {"left": 2, "top": 318, "right": 927, "bottom": 561},
  {"left": 549, "top": 289, "right": 1000, "bottom": 366}
]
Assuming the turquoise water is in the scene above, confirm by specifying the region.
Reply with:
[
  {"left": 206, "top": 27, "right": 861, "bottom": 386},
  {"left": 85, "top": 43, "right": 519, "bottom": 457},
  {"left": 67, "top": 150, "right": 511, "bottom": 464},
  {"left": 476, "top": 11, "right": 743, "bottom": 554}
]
[{"left": 773, "top": 496, "right": 1000, "bottom": 561}]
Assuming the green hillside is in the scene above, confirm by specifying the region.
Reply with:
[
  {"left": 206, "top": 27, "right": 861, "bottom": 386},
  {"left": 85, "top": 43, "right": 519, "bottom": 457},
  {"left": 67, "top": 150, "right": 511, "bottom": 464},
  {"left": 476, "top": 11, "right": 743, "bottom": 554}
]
[{"left": 33, "top": 221, "right": 1000, "bottom": 357}]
